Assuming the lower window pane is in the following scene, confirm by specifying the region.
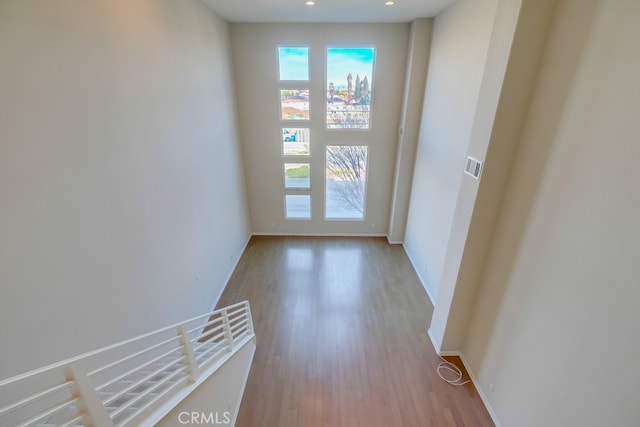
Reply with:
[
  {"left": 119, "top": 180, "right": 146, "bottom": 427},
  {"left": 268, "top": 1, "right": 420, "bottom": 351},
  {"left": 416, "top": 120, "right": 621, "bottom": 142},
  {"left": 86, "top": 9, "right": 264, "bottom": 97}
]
[
  {"left": 285, "top": 195, "right": 311, "bottom": 219},
  {"left": 284, "top": 163, "right": 310, "bottom": 189},
  {"left": 325, "top": 145, "right": 368, "bottom": 219}
]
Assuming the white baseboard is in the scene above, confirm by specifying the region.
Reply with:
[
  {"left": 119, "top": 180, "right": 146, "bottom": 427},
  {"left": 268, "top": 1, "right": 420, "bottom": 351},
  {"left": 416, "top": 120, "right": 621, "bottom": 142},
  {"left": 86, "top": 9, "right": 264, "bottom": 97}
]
[
  {"left": 402, "top": 244, "right": 437, "bottom": 305},
  {"left": 385, "top": 233, "right": 403, "bottom": 245},
  {"left": 431, "top": 345, "right": 501, "bottom": 427},
  {"left": 427, "top": 328, "right": 441, "bottom": 354},
  {"left": 209, "top": 233, "right": 252, "bottom": 312},
  {"left": 251, "top": 232, "right": 387, "bottom": 237}
]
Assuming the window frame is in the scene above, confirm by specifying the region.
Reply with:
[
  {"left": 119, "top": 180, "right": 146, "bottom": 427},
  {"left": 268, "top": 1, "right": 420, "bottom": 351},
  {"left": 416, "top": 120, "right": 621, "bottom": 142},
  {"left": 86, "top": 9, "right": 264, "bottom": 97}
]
[{"left": 324, "top": 45, "right": 377, "bottom": 131}]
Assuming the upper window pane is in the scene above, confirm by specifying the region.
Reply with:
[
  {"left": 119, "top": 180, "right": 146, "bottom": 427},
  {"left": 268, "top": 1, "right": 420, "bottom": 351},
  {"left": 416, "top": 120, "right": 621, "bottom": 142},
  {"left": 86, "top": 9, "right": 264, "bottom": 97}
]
[
  {"left": 278, "top": 47, "right": 309, "bottom": 81},
  {"left": 280, "top": 89, "right": 310, "bottom": 121},
  {"left": 326, "top": 47, "right": 375, "bottom": 129}
]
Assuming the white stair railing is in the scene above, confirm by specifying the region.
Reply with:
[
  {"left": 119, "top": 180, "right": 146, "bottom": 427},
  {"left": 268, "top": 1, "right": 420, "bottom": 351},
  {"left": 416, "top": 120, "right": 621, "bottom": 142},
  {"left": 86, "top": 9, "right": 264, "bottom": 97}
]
[{"left": 0, "top": 301, "right": 255, "bottom": 427}]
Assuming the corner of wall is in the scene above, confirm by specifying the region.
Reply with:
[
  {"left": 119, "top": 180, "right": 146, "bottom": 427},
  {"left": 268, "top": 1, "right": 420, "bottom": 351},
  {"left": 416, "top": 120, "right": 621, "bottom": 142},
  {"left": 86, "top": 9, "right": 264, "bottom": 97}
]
[
  {"left": 403, "top": 244, "right": 437, "bottom": 305},
  {"left": 428, "top": 324, "right": 502, "bottom": 426},
  {"left": 209, "top": 233, "right": 253, "bottom": 312},
  {"left": 437, "top": 350, "right": 502, "bottom": 427}
]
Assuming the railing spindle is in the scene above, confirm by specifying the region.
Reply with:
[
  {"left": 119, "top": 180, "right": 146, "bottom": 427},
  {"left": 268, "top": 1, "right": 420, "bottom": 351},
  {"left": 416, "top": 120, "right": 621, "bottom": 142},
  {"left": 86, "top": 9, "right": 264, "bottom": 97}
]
[
  {"left": 1, "top": 301, "right": 255, "bottom": 427},
  {"left": 222, "top": 309, "right": 234, "bottom": 351},
  {"left": 177, "top": 325, "right": 200, "bottom": 383},
  {"left": 64, "top": 363, "right": 114, "bottom": 427},
  {"left": 244, "top": 301, "right": 254, "bottom": 335}
]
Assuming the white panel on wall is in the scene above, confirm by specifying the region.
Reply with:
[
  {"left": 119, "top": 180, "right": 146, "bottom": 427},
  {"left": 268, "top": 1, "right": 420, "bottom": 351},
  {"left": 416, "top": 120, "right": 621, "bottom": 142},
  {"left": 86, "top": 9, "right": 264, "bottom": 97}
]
[
  {"left": 404, "top": 0, "right": 499, "bottom": 302},
  {"left": 230, "top": 23, "right": 409, "bottom": 236}
]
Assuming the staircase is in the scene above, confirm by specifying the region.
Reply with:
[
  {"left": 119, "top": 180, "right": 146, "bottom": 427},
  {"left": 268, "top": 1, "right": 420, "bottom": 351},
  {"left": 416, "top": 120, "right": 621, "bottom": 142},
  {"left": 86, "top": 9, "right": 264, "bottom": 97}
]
[{"left": 0, "top": 301, "right": 255, "bottom": 427}]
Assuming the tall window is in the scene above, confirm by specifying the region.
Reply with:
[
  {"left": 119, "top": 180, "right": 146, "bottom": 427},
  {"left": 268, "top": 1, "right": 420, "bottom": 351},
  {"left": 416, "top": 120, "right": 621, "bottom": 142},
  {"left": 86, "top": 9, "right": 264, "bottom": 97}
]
[
  {"left": 277, "top": 46, "right": 374, "bottom": 222},
  {"left": 326, "top": 47, "right": 375, "bottom": 129},
  {"left": 279, "top": 46, "right": 311, "bottom": 219},
  {"left": 325, "top": 146, "right": 368, "bottom": 219}
]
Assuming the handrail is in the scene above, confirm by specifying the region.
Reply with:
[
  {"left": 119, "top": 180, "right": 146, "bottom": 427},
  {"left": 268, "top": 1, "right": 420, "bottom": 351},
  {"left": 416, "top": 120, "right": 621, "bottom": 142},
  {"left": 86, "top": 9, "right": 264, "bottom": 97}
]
[
  {"left": 0, "top": 381, "right": 72, "bottom": 417},
  {"left": 0, "top": 300, "right": 255, "bottom": 427},
  {"left": 14, "top": 397, "right": 81, "bottom": 427},
  {"left": 0, "top": 301, "right": 248, "bottom": 389},
  {"left": 96, "top": 345, "right": 183, "bottom": 394},
  {"left": 88, "top": 335, "right": 182, "bottom": 378}
]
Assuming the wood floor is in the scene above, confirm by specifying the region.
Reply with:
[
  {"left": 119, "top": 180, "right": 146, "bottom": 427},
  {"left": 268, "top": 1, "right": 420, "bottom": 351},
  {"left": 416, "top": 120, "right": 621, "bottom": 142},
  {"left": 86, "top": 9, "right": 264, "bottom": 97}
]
[{"left": 216, "top": 236, "right": 493, "bottom": 427}]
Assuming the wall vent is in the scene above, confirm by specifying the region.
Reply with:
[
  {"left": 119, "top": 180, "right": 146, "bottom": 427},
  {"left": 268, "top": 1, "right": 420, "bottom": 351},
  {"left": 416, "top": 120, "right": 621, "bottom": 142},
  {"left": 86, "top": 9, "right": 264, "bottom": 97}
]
[{"left": 465, "top": 156, "right": 482, "bottom": 180}]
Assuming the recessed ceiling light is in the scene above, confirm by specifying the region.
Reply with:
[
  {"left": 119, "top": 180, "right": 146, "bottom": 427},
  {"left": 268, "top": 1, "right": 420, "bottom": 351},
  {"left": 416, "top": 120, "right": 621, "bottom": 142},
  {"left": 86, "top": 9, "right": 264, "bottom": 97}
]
[
  {"left": 305, "top": 1, "right": 315, "bottom": 5},
  {"left": 385, "top": 0, "right": 395, "bottom": 5}
]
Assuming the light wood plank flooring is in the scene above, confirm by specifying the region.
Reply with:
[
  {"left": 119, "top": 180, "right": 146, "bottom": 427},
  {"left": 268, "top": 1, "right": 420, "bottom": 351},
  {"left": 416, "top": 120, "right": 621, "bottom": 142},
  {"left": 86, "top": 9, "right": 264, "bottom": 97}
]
[{"left": 217, "top": 236, "right": 493, "bottom": 427}]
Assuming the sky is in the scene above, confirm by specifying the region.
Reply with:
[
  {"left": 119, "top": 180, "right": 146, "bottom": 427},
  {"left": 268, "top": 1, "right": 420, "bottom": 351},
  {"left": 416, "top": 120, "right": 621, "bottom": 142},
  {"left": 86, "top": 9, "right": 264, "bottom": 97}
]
[
  {"left": 278, "top": 46, "right": 375, "bottom": 88},
  {"left": 326, "top": 47, "right": 374, "bottom": 88},
  {"left": 278, "top": 47, "right": 309, "bottom": 80}
]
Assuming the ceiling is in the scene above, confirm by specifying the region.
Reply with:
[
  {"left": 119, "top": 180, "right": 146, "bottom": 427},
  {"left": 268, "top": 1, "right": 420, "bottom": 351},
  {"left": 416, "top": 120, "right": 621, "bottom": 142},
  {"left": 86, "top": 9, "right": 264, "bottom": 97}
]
[{"left": 202, "top": 0, "right": 457, "bottom": 23}]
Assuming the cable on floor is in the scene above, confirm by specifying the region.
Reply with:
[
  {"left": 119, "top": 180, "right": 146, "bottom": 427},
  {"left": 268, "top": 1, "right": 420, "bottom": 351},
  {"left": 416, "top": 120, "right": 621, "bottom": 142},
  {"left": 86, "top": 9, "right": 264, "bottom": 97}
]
[{"left": 437, "top": 356, "right": 470, "bottom": 386}]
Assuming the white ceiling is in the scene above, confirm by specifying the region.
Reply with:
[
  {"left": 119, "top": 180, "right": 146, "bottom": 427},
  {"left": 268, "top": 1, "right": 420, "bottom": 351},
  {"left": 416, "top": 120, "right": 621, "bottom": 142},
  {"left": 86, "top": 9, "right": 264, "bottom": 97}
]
[{"left": 202, "top": 0, "right": 457, "bottom": 23}]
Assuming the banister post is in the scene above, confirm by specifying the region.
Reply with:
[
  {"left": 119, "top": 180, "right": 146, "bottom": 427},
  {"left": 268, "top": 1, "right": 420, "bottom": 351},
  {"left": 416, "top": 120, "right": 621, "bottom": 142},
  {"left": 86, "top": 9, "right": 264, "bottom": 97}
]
[
  {"left": 64, "top": 363, "right": 115, "bottom": 427},
  {"left": 177, "top": 325, "right": 200, "bottom": 383},
  {"left": 244, "top": 301, "right": 254, "bottom": 335},
  {"left": 222, "top": 309, "right": 234, "bottom": 352}
]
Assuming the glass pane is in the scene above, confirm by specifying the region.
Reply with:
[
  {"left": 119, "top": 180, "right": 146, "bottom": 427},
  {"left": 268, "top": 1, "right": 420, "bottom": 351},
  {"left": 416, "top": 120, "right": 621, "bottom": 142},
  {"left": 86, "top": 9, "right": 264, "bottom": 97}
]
[
  {"left": 284, "top": 163, "right": 310, "bottom": 189},
  {"left": 282, "top": 128, "right": 310, "bottom": 156},
  {"left": 278, "top": 47, "right": 309, "bottom": 81},
  {"left": 325, "top": 146, "right": 368, "bottom": 219},
  {"left": 285, "top": 195, "right": 311, "bottom": 219},
  {"left": 326, "top": 47, "right": 374, "bottom": 129},
  {"left": 280, "top": 89, "right": 310, "bottom": 121}
]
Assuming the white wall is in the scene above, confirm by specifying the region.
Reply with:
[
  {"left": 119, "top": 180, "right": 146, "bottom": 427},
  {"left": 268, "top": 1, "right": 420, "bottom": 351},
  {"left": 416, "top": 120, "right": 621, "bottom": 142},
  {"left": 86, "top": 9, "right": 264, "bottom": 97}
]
[
  {"left": 0, "top": 0, "right": 250, "bottom": 379},
  {"left": 387, "top": 19, "right": 433, "bottom": 244},
  {"left": 431, "top": 0, "right": 557, "bottom": 352},
  {"left": 157, "top": 339, "right": 255, "bottom": 427},
  {"left": 230, "top": 23, "right": 409, "bottom": 235},
  {"left": 404, "top": 0, "right": 498, "bottom": 302},
  {"left": 463, "top": 0, "right": 640, "bottom": 425}
]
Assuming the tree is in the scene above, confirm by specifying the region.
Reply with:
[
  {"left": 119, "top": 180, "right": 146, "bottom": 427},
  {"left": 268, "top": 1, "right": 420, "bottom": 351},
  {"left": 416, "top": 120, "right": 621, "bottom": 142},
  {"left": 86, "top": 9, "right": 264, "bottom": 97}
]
[
  {"left": 354, "top": 74, "right": 361, "bottom": 101},
  {"left": 286, "top": 164, "right": 309, "bottom": 178},
  {"left": 361, "top": 76, "right": 370, "bottom": 104},
  {"left": 326, "top": 146, "right": 367, "bottom": 212}
]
